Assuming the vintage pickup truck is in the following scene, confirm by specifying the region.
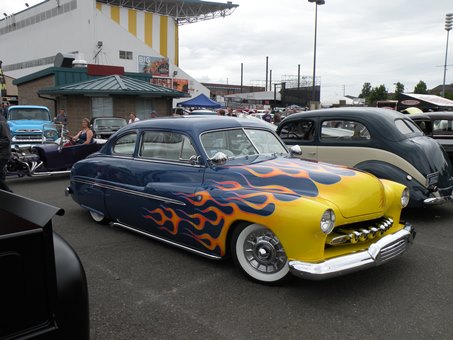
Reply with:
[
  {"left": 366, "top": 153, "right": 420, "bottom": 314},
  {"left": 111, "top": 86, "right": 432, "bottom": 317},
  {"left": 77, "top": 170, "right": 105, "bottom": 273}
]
[
  {"left": 0, "top": 190, "right": 89, "bottom": 340},
  {"left": 6, "top": 105, "right": 58, "bottom": 144}
]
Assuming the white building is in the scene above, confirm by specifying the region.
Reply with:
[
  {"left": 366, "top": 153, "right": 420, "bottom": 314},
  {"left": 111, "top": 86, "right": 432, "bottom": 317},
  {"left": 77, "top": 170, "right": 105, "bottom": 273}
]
[{"left": 0, "top": 0, "right": 237, "bottom": 104}]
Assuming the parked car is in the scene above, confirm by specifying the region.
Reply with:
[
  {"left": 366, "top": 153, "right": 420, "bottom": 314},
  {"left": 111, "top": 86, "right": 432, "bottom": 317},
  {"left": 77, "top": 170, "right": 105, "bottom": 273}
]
[
  {"left": 90, "top": 117, "right": 127, "bottom": 139},
  {"left": 7, "top": 105, "right": 58, "bottom": 145},
  {"left": 7, "top": 128, "right": 104, "bottom": 177},
  {"left": 0, "top": 190, "right": 89, "bottom": 340},
  {"left": 276, "top": 107, "right": 453, "bottom": 207},
  {"left": 66, "top": 116, "right": 415, "bottom": 283},
  {"left": 410, "top": 111, "right": 453, "bottom": 163},
  {"left": 188, "top": 109, "right": 217, "bottom": 115}
]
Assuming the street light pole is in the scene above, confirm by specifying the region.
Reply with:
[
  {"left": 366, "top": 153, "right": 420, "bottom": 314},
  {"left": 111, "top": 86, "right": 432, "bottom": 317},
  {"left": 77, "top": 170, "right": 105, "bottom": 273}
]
[
  {"left": 308, "top": 0, "right": 325, "bottom": 105},
  {"left": 442, "top": 13, "right": 453, "bottom": 98}
]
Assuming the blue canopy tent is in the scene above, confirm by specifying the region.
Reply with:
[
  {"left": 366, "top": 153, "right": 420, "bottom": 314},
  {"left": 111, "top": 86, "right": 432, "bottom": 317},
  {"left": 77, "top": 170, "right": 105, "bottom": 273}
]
[{"left": 177, "top": 93, "right": 221, "bottom": 108}]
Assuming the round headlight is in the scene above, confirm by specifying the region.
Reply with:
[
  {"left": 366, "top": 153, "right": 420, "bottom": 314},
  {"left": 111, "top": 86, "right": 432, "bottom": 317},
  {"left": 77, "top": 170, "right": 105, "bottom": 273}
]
[
  {"left": 401, "top": 188, "right": 410, "bottom": 208},
  {"left": 44, "top": 130, "right": 57, "bottom": 138},
  {"left": 320, "top": 209, "right": 336, "bottom": 234}
]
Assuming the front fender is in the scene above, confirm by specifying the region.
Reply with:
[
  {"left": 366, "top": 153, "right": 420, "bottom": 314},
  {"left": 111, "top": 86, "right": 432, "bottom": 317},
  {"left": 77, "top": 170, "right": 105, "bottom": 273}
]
[{"left": 355, "top": 160, "right": 427, "bottom": 207}]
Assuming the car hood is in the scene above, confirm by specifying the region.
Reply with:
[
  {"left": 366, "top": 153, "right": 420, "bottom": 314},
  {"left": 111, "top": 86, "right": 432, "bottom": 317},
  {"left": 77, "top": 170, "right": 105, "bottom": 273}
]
[
  {"left": 8, "top": 120, "right": 51, "bottom": 130},
  {"left": 208, "top": 157, "right": 386, "bottom": 218}
]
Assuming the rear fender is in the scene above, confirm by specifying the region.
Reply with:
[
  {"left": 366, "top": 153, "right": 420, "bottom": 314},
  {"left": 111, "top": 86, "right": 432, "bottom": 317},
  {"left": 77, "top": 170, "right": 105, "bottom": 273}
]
[{"left": 355, "top": 160, "right": 427, "bottom": 206}]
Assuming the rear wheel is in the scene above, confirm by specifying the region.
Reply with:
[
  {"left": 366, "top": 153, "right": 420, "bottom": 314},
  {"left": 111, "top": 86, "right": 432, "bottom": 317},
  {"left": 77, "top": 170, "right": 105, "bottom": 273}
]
[
  {"left": 89, "top": 210, "right": 110, "bottom": 225},
  {"left": 231, "top": 223, "right": 289, "bottom": 284}
]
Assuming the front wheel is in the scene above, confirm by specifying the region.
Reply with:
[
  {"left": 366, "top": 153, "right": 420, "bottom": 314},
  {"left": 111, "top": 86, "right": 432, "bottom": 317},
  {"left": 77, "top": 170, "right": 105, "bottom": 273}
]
[
  {"left": 89, "top": 210, "right": 110, "bottom": 225},
  {"left": 231, "top": 223, "right": 289, "bottom": 284}
]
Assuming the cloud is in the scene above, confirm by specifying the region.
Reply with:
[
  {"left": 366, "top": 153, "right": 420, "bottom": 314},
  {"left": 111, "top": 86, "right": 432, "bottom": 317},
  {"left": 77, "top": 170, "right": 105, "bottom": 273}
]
[{"left": 179, "top": 0, "right": 453, "bottom": 102}]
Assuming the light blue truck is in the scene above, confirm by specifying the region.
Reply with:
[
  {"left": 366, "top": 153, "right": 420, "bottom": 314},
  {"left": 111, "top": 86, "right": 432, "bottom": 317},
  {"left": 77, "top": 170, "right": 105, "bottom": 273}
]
[{"left": 7, "top": 105, "right": 59, "bottom": 144}]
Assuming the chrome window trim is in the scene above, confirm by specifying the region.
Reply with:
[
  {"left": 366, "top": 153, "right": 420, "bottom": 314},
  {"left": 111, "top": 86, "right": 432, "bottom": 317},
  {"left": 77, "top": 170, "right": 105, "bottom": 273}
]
[{"left": 73, "top": 178, "right": 186, "bottom": 206}]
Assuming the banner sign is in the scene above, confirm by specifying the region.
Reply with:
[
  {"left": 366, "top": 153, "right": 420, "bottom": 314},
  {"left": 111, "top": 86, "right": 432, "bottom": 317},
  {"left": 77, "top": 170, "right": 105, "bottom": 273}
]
[{"left": 138, "top": 55, "right": 169, "bottom": 77}]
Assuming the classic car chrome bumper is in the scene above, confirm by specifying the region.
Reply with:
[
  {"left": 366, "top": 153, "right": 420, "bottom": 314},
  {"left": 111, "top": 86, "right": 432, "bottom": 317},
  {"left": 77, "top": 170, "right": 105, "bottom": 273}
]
[
  {"left": 288, "top": 224, "right": 415, "bottom": 280},
  {"left": 423, "top": 194, "right": 453, "bottom": 205}
]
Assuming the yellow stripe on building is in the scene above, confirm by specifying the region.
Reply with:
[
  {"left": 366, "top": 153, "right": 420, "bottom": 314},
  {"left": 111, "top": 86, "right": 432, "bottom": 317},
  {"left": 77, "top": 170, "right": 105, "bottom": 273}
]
[
  {"left": 174, "top": 23, "right": 179, "bottom": 66},
  {"left": 128, "top": 9, "right": 137, "bottom": 36},
  {"left": 111, "top": 6, "right": 120, "bottom": 24},
  {"left": 144, "top": 12, "right": 153, "bottom": 48},
  {"left": 160, "top": 16, "right": 168, "bottom": 57}
]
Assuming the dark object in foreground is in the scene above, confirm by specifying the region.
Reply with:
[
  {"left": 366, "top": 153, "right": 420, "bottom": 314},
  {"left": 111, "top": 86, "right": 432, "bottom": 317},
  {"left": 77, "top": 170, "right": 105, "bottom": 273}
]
[{"left": 0, "top": 190, "right": 89, "bottom": 340}]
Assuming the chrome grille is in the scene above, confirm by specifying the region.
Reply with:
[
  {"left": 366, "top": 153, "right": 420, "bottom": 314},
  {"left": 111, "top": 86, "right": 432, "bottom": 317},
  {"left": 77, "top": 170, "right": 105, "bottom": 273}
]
[{"left": 328, "top": 217, "right": 393, "bottom": 246}]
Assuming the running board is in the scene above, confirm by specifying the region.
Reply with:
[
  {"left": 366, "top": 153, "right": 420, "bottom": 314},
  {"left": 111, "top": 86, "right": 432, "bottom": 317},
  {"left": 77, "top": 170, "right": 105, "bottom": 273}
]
[{"left": 110, "top": 222, "right": 222, "bottom": 260}]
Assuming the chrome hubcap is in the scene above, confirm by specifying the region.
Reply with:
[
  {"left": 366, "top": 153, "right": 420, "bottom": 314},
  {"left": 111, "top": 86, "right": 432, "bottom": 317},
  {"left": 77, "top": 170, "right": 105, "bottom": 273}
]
[{"left": 244, "top": 229, "right": 287, "bottom": 273}]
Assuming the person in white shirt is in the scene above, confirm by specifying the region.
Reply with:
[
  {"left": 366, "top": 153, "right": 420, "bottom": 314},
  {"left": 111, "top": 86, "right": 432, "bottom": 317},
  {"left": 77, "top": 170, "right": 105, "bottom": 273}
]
[{"left": 128, "top": 112, "right": 140, "bottom": 124}]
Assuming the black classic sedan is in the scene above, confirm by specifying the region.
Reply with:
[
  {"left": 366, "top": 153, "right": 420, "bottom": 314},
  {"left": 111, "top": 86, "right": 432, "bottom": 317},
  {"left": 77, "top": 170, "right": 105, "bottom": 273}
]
[{"left": 277, "top": 107, "right": 453, "bottom": 207}]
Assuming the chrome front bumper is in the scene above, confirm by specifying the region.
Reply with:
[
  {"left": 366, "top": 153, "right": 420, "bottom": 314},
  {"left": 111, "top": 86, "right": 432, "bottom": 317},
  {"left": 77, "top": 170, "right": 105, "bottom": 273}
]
[
  {"left": 423, "top": 194, "right": 453, "bottom": 205},
  {"left": 288, "top": 224, "right": 415, "bottom": 280}
]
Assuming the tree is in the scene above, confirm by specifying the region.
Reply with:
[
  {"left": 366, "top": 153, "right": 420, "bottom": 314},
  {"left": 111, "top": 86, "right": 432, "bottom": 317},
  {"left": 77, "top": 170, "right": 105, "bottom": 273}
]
[
  {"left": 359, "top": 82, "right": 372, "bottom": 99},
  {"left": 393, "top": 82, "right": 405, "bottom": 99},
  {"left": 414, "top": 81, "right": 427, "bottom": 94},
  {"left": 368, "top": 84, "right": 388, "bottom": 105}
]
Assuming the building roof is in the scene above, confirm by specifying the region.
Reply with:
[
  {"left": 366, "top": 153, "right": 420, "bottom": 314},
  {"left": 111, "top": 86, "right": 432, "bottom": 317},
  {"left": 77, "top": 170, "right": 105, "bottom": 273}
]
[
  {"left": 38, "top": 74, "right": 187, "bottom": 98},
  {"left": 96, "top": 0, "right": 239, "bottom": 25}
]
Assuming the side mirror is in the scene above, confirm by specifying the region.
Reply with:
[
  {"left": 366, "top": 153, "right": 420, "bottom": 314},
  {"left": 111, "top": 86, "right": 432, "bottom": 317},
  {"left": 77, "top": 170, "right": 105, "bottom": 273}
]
[
  {"left": 210, "top": 152, "right": 228, "bottom": 166},
  {"left": 290, "top": 145, "right": 302, "bottom": 157}
]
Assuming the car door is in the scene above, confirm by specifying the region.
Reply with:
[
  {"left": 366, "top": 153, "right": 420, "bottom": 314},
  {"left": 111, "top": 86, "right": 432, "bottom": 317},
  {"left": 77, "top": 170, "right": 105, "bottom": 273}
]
[
  {"left": 278, "top": 118, "right": 318, "bottom": 160},
  {"left": 105, "top": 129, "right": 205, "bottom": 247}
]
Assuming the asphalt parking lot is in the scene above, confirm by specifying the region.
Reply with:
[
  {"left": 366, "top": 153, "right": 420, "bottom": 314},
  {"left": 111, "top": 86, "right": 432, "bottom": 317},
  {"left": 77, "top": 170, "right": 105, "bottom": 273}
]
[{"left": 7, "top": 175, "right": 453, "bottom": 340}]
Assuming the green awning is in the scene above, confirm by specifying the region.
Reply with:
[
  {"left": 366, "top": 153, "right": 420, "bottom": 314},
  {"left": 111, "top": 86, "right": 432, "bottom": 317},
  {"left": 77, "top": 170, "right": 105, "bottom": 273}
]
[{"left": 38, "top": 74, "right": 187, "bottom": 98}]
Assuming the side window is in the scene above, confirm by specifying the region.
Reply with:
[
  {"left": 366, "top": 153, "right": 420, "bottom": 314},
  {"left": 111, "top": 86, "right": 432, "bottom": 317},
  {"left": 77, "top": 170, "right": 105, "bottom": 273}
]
[
  {"left": 112, "top": 133, "right": 137, "bottom": 156},
  {"left": 140, "top": 131, "right": 197, "bottom": 162},
  {"left": 279, "top": 120, "right": 314, "bottom": 141},
  {"left": 433, "top": 120, "right": 453, "bottom": 135},
  {"left": 321, "top": 120, "right": 370, "bottom": 141}
]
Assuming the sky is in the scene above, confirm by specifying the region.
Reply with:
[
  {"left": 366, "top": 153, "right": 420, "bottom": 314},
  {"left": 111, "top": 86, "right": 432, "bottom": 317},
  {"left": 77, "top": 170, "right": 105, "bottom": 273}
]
[{"left": 2, "top": 0, "right": 453, "bottom": 104}]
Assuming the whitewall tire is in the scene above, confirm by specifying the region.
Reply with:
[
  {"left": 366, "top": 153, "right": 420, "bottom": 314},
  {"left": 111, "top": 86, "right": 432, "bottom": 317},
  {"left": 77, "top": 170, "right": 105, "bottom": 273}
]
[{"left": 232, "top": 223, "right": 289, "bottom": 284}]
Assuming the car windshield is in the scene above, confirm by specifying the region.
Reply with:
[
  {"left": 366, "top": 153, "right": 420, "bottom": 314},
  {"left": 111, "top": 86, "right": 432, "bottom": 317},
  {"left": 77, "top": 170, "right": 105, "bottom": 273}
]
[
  {"left": 8, "top": 108, "right": 50, "bottom": 121},
  {"left": 95, "top": 118, "right": 127, "bottom": 129},
  {"left": 201, "top": 128, "right": 288, "bottom": 158}
]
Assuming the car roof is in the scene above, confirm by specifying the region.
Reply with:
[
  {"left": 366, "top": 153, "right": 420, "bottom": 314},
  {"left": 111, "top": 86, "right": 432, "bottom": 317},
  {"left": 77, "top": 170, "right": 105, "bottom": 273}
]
[
  {"left": 280, "top": 107, "right": 419, "bottom": 141},
  {"left": 123, "top": 116, "right": 273, "bottom": 135},
  {"left": 8, "top": 105, "right": 48, "bottom": 110},
  {"left": 413, "top": 111, "right": 453, "bottom": 119}
]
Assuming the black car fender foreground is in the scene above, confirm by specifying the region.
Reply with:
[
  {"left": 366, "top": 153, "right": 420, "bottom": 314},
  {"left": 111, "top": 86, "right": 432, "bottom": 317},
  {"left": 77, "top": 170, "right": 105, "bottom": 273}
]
[{"left": 0, "top": 191, "right": 89, "bottom": 340}]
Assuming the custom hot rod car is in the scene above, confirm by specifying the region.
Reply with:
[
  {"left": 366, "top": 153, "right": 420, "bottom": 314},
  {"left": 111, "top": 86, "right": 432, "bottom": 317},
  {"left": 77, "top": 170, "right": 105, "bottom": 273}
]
[
  {"left": 66, "top": 117, "right": 415, "bottom": 283},
  {"left": 277, "top": 107, "right": 453, "bottom": 207},
  {"left": 7, "top": 126, "right": 104, "bottom": 177}
]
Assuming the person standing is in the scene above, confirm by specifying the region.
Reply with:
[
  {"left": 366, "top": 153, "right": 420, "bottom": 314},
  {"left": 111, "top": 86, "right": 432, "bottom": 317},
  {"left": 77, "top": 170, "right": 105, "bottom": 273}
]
[
  {"left": 0, "top": 115, "right": 12, "bottom": 192},
  {"left": 55, "top": 108, "right": 68, "bottom": 126},
  {"left": 128, "top": 112, "right": 140, "bottom": 124}
]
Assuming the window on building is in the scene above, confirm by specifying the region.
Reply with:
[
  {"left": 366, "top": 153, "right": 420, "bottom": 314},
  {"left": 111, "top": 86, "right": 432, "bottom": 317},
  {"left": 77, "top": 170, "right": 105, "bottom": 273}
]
[
  {"left": 91, "top": 97, "right": 113, "bottom": 118},
  {"left": 119, "top": 51, "right": 133, "bottom": 60}
]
